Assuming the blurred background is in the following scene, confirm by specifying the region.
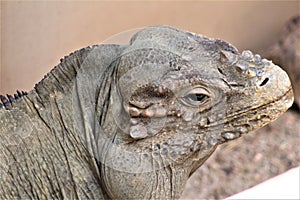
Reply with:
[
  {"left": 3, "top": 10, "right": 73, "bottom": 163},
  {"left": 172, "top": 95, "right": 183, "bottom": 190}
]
[{"left": 1, "top": 1, "right": 299, "bottom": 94}]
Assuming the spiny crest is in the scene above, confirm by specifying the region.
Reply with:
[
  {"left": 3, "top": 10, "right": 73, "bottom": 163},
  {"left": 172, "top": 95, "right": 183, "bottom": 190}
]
[{"left": 0, "top": 91, "right": 27, "bottom": 109}]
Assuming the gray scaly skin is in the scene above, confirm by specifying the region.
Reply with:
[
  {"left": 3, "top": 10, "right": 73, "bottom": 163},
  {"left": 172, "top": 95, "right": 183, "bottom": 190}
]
[{"left": 0, "top": 25, "right": 294, "bottom": 199}]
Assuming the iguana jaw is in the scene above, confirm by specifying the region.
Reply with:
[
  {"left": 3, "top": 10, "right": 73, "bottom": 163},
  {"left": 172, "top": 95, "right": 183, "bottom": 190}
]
[{"left": 220, "top": 87, "right": 293, "bottom": 142}]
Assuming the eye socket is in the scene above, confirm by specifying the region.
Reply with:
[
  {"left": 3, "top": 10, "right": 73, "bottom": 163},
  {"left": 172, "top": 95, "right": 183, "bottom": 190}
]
[{"left": 182, "top": 88, "right": 210, "bottom": 106}]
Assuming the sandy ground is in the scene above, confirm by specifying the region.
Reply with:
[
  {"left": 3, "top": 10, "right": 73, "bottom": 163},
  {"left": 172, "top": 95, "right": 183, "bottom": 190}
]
[{"left": 182, "top": 109, "right": 300, "bottom": 199}]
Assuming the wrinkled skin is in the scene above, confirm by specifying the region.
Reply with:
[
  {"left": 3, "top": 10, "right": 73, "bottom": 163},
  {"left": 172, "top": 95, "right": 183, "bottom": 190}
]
[{"left": 0, "top": 25, "right": 294, "bottom": 199}]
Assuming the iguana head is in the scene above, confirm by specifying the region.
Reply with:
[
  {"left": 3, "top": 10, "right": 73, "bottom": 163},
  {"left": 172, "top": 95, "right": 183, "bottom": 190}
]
[
  {"left": 79, "top": 26, "right": 294, "bottom": 199},
  {"left": 116, "top": 26, "right": 293, "bottom": 142}
]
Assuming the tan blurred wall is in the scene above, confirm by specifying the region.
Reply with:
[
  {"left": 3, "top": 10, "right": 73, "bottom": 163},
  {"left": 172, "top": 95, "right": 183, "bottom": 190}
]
[{"left": 1, "top": 1, "right": 299, "bottom": 94}]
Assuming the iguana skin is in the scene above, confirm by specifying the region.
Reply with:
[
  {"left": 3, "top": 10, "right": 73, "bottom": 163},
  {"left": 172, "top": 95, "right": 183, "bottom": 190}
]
[{"left": 0, "top": 25, "right": 294, "bottom": 199}]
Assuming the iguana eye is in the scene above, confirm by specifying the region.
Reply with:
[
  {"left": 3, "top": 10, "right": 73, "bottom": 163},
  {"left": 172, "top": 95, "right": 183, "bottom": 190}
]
[
  {"left": 182, "top": 88, "right": 210, "bottom": 106},
  {"left": 185, "top": 93, "right": 208, "bottom": 103}
]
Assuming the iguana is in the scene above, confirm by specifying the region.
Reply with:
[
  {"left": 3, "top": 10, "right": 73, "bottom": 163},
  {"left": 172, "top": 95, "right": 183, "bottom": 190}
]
[{"left": 0, "top": 25, "right": 294, "bottom": 199}]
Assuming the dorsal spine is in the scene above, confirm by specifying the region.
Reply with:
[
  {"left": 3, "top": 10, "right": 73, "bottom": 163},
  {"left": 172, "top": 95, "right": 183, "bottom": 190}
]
[{"left": 0, "top": 90, "right": 27, "bottom": 109}]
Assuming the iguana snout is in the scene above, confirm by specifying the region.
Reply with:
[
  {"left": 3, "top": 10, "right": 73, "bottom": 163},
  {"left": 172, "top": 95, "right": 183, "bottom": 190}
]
[{"left": 216, "top": 49, "right": 294, "bottom": 142}]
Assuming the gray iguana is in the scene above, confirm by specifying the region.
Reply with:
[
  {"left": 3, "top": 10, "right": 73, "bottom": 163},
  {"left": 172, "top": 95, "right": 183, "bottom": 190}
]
[{"left": 0, "top": 25, "right": 294, "bottom": 199}]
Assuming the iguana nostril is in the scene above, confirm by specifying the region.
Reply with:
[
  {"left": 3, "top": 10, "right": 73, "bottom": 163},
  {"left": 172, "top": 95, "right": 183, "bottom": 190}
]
[{"left": 259, "top": 77, "right": 269, "bottom": 87}]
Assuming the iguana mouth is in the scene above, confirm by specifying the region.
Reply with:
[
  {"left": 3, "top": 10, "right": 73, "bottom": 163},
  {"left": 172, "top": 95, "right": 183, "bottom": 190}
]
[
  {"left": 219, "top": 87, "right": 293, "bottom": 141},
  {"left": 229, "top": 87, "right": 293, "bottom": 122}
]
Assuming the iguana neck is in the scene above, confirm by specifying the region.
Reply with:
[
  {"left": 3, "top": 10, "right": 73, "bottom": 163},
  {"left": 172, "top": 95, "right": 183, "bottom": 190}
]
[
  {"left": 0, "top": 46, "right": 95, "bottom": 111},
  {"left": 23, "top": 44, "right": 125, "bottom": 164}
]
